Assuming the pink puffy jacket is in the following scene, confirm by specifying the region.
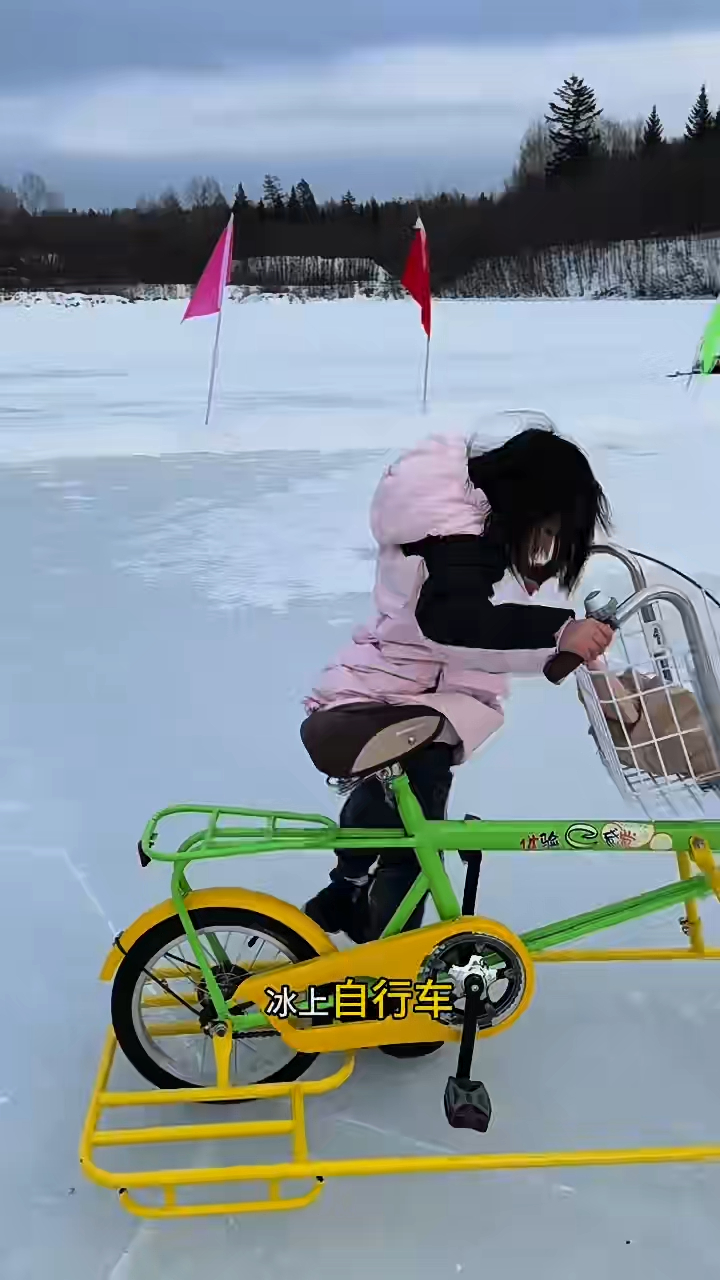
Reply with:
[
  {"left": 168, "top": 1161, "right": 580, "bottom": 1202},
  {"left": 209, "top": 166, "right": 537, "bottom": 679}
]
[{"left": 304, "top": 435, "right": 569, "bottom": 762}]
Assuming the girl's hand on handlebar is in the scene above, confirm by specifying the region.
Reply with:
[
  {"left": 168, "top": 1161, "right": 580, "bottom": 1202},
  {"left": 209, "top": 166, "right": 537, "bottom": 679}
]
[{"left": 558, "top": 619, "right": 614, "bottom": 664}]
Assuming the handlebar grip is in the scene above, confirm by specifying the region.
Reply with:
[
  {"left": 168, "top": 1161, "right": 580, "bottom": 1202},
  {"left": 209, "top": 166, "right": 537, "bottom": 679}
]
[
  {"left": 544, "top": 591, "right": 619, "bottom": 685},
  {"left": 543, "top": 651, "right": 585, "bottom": 685}
]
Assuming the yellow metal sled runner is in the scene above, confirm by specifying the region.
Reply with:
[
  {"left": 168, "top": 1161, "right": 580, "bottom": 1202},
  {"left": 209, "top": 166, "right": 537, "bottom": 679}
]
[{"left": 80, "top": 546, "right": 720, "bottom": 1218}]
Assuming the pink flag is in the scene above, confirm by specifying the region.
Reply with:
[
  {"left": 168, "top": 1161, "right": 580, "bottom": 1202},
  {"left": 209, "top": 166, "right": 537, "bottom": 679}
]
[{"left": 182, "top": 215, "right": 234, "bottom": 321}]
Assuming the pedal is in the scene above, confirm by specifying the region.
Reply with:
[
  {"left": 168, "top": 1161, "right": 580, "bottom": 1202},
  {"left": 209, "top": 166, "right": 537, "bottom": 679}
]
[
  {"left": 443, "top": 1076, "right": 492, "bottom": 1133},
  {"left": 442, "top": 972, "right": 493, "bottom": 1133}
]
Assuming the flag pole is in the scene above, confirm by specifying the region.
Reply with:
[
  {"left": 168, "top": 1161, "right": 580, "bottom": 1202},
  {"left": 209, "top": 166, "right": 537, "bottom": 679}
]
[
  {"left": 401, "top": 215, "right": 431, "bottom": 410},
  {"left": 205, "top": 303, "right": 224, "bottom": 426},
  {"left": 202, "top": 211, "right": 234, "bottom": 426}
]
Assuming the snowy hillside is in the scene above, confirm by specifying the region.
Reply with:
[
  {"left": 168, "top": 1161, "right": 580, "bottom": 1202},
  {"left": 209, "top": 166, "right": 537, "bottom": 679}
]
[
  {"left": 3, "top": 236, "right": 719, "bottom": 303},
  {"left": 451, "top": 234, "right": 720, "bottom": 299},
  {"left": 235, "top": 255, "right": 400, "bottom": 298},
  {"left": 0, "top": 259, "right": 401, "bottom": 305}
]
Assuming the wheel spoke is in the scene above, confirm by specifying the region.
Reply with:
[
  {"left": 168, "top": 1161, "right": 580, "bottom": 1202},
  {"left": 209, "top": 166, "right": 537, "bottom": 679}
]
[
  {"left": 164, "top": 949, "right": 202, "bottom": 972},
  {"left": 125, "top": 918, "right": 310, "bottom": 1088}
]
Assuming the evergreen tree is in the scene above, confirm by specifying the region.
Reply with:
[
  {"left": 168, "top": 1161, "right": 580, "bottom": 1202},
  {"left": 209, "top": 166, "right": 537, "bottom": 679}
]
[
  {"left": 257, "top": 198, "right": 266, "bottom": 222},
  {"left": 369, "top": 197, "right": 380, "bottom": 226},
  {"left": 296, "top": 178, "right": 318, "bottom": 219},
  {"left": 262, "top": 174, "right": 281, "bottom": 202},
  {"left": 287, "top": 185, "right": 302, "bottom": 221},
  {"left": 715, "top": 108, "right": 720, "bottom": 131},
  {"left": 340, "top": 190, "right": 357, "bottom": 215},
  {"left": 685, "top": 84, "right": 713, "bottom": 139},
  {"left": 545, "top": 75, "right": 602, "bottom": 176},
  {"left": 262, "top": 174, "right": 285, "bottom": 214},
  {"left": 642, "top": 105, "right": 664, "bottom": 149},
  {"left": 232, "top": 182, "right": 249, "bottom": 213}
]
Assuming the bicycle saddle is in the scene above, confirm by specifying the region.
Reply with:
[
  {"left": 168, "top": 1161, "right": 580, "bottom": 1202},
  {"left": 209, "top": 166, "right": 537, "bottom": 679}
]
[{"left": 300, "top": 702, "right": 445, "bottom": 780}]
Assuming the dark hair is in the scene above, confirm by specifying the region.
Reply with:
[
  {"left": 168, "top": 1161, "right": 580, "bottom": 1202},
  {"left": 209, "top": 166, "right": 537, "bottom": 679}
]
[{"left": 467, "top": 425, "right": 611, "bottom": 592}]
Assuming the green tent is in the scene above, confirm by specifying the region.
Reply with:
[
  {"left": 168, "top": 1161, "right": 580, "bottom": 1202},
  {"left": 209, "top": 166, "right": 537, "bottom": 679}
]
[{"left": 699, "top": 299, "right": 720, "bottom": 375}]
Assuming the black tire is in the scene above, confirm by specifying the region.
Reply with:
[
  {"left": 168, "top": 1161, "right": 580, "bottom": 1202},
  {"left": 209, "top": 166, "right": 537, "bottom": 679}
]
[
  {"left": 111, "top": 906, "right": 319, "bottom": 1091},
  {"left": 379, "top": 1042, "right": 444, "bottom": 1059}
]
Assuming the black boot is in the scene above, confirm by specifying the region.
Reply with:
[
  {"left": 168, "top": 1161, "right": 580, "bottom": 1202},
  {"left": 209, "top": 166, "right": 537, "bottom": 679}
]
[{"left": 304, "top": 880, "right": 369, "bottom": 944}]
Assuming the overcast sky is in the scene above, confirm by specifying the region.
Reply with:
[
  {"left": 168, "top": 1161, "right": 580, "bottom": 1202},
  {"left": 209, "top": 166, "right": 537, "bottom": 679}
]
[{"left": 1, "top": 1, "right": 719, "bottom": 207}]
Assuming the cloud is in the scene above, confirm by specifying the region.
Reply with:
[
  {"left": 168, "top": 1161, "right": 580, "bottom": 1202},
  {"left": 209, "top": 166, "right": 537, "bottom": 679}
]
[{"left": 0, "top": 30, "right": 718, "bottom": 168}]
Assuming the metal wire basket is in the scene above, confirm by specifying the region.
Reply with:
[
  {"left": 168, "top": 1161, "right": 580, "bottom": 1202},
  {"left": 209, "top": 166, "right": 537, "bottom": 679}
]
[{"left": 575, "top": 546, "right": 720, "bottom": 819}]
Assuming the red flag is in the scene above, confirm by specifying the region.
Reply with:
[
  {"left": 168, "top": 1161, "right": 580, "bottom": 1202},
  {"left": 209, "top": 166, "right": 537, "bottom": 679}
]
[{"left": 401, "top": 217, "right": 431, "bottom": 338}]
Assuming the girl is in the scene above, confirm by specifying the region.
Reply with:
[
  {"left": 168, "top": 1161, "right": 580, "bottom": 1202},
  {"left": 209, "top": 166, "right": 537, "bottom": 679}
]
[{"left": 300, "top": 417, "right": 613, "bottom": 947}]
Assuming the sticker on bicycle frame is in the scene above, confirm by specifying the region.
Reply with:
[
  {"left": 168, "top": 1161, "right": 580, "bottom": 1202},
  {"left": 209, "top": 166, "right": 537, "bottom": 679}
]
[
  {"left": 521, "top": 831, "right": 560, "bottom": 850},
  {"left": 565, "top": 823, "right": 599, "bottom": 848},
  {"left": 649, "top": 832, "right": 673, "bottom": 851},
  {"left": 601, "top": 822, "right": 655, "bottom": 850}
]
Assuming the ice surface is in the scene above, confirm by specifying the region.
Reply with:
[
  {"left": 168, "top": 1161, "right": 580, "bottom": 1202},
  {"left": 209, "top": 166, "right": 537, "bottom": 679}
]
[{"left": 1, "top": 296, "right": 720, "bottom": 1278}]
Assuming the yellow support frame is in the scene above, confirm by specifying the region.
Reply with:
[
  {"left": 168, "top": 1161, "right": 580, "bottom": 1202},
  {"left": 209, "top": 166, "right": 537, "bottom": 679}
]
[
  {"left": 80, "top": 839, "right": 720, "bottom": 1219},
  {"left": 80, "top": 1029, "right": 354, "bottom": 1218},
  {"left": 81, "top": 1024, "right": 720, "bottom": 1221}
]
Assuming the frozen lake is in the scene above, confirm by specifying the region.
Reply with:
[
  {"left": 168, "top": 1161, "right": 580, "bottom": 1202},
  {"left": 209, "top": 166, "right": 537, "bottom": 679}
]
[{"left": 2, "top": 296, "right": 720, "bottom": 1278}]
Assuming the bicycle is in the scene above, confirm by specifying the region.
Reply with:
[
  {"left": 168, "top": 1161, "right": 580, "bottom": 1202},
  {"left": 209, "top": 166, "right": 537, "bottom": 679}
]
[{"left": 80, "top": 544, "right": 720, "bottom": 1218}]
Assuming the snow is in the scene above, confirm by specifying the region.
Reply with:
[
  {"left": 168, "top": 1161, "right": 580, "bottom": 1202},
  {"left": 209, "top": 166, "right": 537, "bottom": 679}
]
[{"left": 1, "top": 294, "right": 720, "bottom": 1278}]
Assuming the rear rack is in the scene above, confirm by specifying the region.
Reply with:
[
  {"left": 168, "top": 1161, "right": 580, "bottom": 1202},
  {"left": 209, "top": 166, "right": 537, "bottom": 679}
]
[{"left": 139, "top": 803, "right": 341, "bottom": 862}]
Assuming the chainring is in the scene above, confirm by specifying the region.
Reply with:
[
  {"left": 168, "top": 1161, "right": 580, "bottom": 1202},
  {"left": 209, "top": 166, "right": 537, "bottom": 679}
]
[{"left": 418, "top": 931, "right": 527, "bottom": 1028}]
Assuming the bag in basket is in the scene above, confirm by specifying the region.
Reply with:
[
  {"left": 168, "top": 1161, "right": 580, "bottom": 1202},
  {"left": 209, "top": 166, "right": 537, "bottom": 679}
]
[{"left": 582, "top": 667, "right": 720, "bottom": 784}]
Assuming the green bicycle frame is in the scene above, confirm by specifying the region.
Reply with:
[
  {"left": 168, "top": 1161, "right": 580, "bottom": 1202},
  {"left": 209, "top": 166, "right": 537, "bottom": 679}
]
[{"left": 137, "top": 770, "right": 720, "bottom": 1035}]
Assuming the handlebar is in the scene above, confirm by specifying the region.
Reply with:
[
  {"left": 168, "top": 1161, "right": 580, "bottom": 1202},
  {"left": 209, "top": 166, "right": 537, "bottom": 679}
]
[{"left": 543, "top": 591, "right": 619, "bottom": 686}]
